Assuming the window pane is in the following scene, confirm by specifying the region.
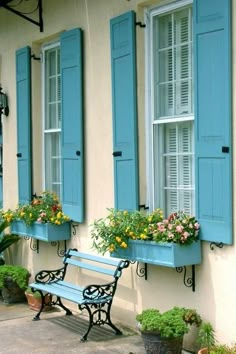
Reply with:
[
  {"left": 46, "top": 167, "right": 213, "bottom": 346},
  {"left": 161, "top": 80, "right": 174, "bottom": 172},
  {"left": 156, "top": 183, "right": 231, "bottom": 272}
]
[
  {"left": 44, "top": 44, "right": 62, "bottom": 198},
  {"left": 153, "top": 7, "right": 192, "bottom": 120},
  {"left": 44, "top": 132, "right": 61, "bottom": 197},
  {"left": 153, "top": 121, "right": 194, "bottom": 216}
]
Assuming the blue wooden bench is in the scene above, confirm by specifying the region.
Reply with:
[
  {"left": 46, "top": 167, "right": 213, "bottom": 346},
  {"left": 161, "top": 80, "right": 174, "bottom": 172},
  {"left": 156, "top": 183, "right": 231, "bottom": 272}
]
[{"left": 29, "top": 248, "right": 130, "bottom": 341}]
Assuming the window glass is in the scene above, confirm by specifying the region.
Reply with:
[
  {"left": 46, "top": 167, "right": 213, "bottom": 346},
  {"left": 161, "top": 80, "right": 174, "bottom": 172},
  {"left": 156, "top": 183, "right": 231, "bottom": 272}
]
[{"left": 43, "top": 44, "right": 62, "bottom": 198}]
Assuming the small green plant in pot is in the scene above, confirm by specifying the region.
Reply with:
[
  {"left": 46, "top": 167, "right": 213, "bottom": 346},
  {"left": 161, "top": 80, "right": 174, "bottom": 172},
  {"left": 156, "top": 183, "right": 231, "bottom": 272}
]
[
  {"left": 136, "top": 306, "right": 202, "bottom": 354},
  {"left": 25, "top": 287, "right": 51, "bottom": 312},
  {"left": 198, "top": 321, "right": 216, "bottom": 354},
  {"left": 0, "top": 264, "right": 30, "bottom": 303}
]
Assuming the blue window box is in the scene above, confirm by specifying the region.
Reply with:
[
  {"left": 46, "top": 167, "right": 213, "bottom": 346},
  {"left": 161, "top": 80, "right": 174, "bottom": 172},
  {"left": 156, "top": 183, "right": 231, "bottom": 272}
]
[
  {"left": 110, "top": 240, "right": 201, "bottom": 267},
  {"left": 11, "top": 220, "right": 71, "bottom": 242}
]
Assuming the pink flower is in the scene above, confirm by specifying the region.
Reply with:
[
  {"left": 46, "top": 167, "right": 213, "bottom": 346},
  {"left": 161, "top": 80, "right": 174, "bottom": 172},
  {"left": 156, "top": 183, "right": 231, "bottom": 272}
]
[
  {"left": 194, "top": 222, "right": 200, "bottom": 230},
  {"left": 157, "top": 223, "right": 166, "bottom": 232},
  {"left": 176, "top": 225, "right": 184, "bottom": 233},
  {"left": 183, "top": 231, "right": 190, "bottom": 239}
]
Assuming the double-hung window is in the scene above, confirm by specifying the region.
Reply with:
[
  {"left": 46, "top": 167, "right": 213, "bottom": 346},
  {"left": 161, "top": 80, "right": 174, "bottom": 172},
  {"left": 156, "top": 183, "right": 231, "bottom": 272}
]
[
  {"left": 148, "top": 1, "right": 194, "bottom": 216},
  {"left": 42, "top": 43, "right": 62, "bottom": 198}
]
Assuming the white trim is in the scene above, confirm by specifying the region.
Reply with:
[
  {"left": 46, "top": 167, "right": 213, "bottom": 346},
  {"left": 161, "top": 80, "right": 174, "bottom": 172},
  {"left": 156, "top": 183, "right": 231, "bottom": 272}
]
[
  {"left": 145, "top": 0, "right": 193, "bottom": 213},
  {"left": 149, "top": 0, "right": 192, "bottom": 17}
]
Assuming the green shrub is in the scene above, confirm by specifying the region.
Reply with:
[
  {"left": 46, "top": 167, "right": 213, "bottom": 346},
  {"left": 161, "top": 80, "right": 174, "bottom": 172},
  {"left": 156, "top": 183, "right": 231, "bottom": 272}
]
[
  {"left": 136, "top": 306, "right": 202, "bottom": 339},
  {"left": 0, "top": 264, "right": 29, "bottom": 289}
]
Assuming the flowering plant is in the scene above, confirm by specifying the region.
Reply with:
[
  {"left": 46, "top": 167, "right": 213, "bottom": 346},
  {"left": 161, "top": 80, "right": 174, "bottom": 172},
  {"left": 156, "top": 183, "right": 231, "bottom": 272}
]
[
  {"left": 0, "top": 192, "right": 70, "bottom": 226},
  {"left": 91, "top": 209, "right": 200, "bottom": 255}
]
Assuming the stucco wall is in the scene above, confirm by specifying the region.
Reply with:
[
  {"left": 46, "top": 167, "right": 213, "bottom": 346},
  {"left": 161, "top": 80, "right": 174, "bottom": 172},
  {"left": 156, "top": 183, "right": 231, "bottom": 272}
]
[{"left": 0, "top": 0, "right": 236, "bottom": 346}]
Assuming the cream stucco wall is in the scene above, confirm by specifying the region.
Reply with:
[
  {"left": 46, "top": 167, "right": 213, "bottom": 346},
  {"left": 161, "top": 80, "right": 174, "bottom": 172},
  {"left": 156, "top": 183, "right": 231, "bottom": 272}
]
[{"left": 0, "top": 0, "right": 236, "bottom": 347}]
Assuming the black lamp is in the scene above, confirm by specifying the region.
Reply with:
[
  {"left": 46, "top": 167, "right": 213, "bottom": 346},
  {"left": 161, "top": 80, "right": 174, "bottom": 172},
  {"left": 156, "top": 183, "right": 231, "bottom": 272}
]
[{"left": 0, "top": 86, "right": 9, "bottom": 117}]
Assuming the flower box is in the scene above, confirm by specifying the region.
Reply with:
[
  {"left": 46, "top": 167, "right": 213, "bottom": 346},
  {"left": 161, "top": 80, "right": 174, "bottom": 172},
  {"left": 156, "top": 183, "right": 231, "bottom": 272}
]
[
  {"left": 11, "top": 220, "right": 71, "bottom": 242},
  {"left": 110, "top": 240, "right": 201, "bottom": 267}
]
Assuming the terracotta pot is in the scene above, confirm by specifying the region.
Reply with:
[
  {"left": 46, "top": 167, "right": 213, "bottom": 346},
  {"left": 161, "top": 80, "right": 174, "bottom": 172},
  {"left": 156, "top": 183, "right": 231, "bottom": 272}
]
[
  {"left": 198, "top": 349, "right": 208, "bottom": 354},
  {"left": 25, "top": 292, "right": 51, "bottom": 312}
]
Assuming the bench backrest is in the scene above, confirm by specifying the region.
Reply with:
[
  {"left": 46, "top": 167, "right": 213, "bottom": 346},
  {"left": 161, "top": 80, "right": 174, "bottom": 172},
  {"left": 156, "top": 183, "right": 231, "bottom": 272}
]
[{"left": 63, "top": 249, "right": 129, "bottom": 280}]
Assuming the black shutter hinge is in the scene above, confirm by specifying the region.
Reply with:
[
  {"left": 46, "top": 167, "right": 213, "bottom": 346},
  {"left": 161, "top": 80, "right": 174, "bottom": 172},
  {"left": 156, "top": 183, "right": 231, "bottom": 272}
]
[{"left": 136, "top": 21, "right": 146, "bottom": 28}]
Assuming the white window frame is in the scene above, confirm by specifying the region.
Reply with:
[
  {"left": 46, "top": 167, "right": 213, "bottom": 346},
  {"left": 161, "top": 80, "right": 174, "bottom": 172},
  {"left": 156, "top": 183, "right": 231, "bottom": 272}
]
[
  {"left": 42, "top": 41, "right": 62, "bottom": 197},
  {"left": 145, "top": 0, "right": 193, "bottom": 214}
]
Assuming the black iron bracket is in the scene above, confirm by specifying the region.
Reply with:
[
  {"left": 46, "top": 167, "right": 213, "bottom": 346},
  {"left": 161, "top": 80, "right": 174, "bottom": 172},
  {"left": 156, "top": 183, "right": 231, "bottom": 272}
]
[
  {"left": 176, "top": 265, "right": 195, "bottom": 292},
  {"left": 23, "top": 237, "right": 66, "bottom": 257},
  {"left": 2, "top": 0, "right": 43, "bottom": 32},
  {"left": 210, "top": 242, "right": 224, "bottom": 250},
  {"left": 130, "top": 261, "right": 196, "bottom": 291},
  {"left": 71, "top": 222, "right": 79, "bottom": 236},
  {"left": 24, "top": 236, "right": 39, "bottom": 253},
  {"left": 51, "top": 240, "right": 67, "bottom": 257},
  {"left": 130, "top": 261, "right": 147, "bottom": 280}
]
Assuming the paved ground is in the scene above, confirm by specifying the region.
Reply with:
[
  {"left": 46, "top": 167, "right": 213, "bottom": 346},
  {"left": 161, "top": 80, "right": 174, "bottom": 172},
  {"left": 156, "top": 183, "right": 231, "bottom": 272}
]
[{"left": 0, "top": 301, "right": 146, "bottom": 354}]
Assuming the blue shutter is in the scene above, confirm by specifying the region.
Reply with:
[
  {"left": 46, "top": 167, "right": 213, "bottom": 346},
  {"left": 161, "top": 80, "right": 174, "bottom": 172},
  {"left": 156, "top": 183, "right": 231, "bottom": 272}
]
[
  {"left": 16, "top": 46, "right": 32, "bottom": 204},
  {"left": 60, "top": 28, "right": 84, "bottom": 222},
  {"left": 110, "top": 11, "right": 139, "bottom": 210},
  {"left": 194, "top": 0, "right": 232, "bottom": 244}
]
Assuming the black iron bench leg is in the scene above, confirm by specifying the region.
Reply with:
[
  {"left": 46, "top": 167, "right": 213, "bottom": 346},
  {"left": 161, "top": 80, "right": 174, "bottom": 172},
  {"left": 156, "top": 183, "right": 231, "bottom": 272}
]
[
  {"left": 79, "top": 301, "right": 122, "bottom": 342},
  {"left": 58, "top": 297, "right": 73, "bottom": 316},
  {"left": 32, "top": 290, "right": 45, "bottom": 321}
]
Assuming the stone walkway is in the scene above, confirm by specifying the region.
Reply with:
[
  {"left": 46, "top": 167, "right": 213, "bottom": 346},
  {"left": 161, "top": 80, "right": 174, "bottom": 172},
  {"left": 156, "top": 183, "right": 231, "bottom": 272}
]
[{"left": 0, "top": 301, "right": 146, "bottom": 354}]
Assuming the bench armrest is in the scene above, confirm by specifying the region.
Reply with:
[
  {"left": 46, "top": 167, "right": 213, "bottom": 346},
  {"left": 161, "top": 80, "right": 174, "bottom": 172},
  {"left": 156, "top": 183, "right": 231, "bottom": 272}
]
[
  {"left": 82, "top": 281, "right": 116, "bottom": 302},
  {"left": 35, "top": 266, "right": 66, "bottom": 284}
]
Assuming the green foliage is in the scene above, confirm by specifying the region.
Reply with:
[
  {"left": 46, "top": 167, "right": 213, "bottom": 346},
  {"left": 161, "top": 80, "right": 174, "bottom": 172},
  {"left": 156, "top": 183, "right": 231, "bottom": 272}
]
[
  {"left": 0, "top": 220, "right": 20, "bottom": 254},
  {"left": 198, "top": 322, "right": 216, "bottom": 350},
  {"left": 210, "top": 344, "right": 236, "bottom": 354},
  {"left": 0, "top": 264, "right": 29, "bottom": 290},
  {"left": 25, "top": 287, "right": 42, "bottom": 299},
  {"left": 91, "top": 209, "right": 200, "bottom": 255},
  {"left": 0, "top": 191, "right": 70, "bottom": 226},
  {"left": 136, "top": 307, "right": 202, "bottom": 339}
]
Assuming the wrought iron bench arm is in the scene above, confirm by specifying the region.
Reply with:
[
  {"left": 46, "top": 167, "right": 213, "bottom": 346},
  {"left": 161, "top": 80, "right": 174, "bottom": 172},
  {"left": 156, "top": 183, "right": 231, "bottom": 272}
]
[
  {"left": 34, "top": 265, "right": 66, "bottom": 284},
  {"left": 82, "top": 281, "right": 117, "bottom": 302}
]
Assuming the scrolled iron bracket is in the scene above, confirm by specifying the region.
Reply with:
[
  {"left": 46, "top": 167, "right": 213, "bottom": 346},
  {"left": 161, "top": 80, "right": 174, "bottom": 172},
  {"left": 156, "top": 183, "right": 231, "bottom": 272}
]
[
  {"left": 130, "top": 261, "right": 147, "bottom": 280},
  {"left": 176, "top": 265, "right": 195, "bottom": 292},
  {"left": 71, "top": 222, "right": 79, "bottom": 236},
  {"left": 210, "top": 242, "right": 224, "bottom": 250},
  {"left": 23, "top": 236, "right": 39, "bottom": 253},
  {"left": 50, "top": 240, "right": 67, "bottom": 257}
]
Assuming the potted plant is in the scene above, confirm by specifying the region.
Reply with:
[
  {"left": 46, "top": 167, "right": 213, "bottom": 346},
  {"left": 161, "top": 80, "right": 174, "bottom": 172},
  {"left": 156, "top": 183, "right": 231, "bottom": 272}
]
[
  {"left": 0, "top": 192, "right": 71, "bottom": 242},
  {"left": 25, "top": 287, "right": 51, "bottom": 312},
  {"left": 198, "top": 321, "right": 216, "bottom": 353},
  {"left": 136, "top": 306, "right": 202, "bottom": 354},
  {"left": 91, "top": 209, "right": 201, "bottom": 267},
  {"left": 0, "top": 264, "right": 30, "bottom": 303}
]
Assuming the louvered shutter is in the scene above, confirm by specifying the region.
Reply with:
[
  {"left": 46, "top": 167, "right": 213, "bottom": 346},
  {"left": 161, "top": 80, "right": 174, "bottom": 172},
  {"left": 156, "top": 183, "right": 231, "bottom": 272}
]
[
  {"left": 16, "top": 46, "right": 32, "bottom": 204},
  {"left": 110, "top": 11, "right": 139, "bottom": 210},
  {"left": 194, "top": 0, "right": 232, "bottom": 244},
  {"left": 61, "top": 28, "right": 84, "bottom": 222}
]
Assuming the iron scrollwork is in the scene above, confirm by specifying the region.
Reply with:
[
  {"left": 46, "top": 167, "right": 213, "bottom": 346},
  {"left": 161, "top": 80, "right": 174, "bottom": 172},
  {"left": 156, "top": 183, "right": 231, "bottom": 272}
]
[
  {"left": 176, "top": 265, "right": 195, "bottom": 292},
  {"left": 210, "top": 242, "right": 224, "bottom": 250}
]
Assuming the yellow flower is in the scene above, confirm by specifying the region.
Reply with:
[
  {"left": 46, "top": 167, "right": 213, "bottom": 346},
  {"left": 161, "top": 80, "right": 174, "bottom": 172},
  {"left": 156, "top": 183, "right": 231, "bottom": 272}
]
[
  {"left": 115, "top": 236, "right": 122, "bottom": 243},
  {"left": 57, "top": 212, "right": 62, "bottom": 219},
  {"left": 20, "top": 212, "right": 25, "bottom": 217},
  {"left": 120, "top": 242, "right": 128, "bottom": 248},
  {"left": 140, "top": 233, "right": 148, "bottom": 240},
  {"left": 108, "top": 244, "right": 115, "bottom": 252}
]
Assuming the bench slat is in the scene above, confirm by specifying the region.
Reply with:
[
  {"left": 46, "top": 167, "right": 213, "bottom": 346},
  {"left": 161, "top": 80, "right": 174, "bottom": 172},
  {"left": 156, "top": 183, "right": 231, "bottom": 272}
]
[
  {"left": 66, "top": 258, "right": 116, "bottom": 276},
  {"left": 30, "top": 282, "right": 84, "bottom": 304},
  {"left": 66, "top": 249, "right": 122, "bottom": 267}
]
